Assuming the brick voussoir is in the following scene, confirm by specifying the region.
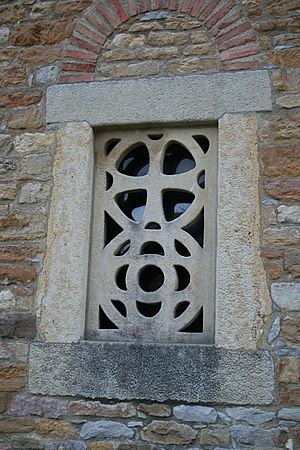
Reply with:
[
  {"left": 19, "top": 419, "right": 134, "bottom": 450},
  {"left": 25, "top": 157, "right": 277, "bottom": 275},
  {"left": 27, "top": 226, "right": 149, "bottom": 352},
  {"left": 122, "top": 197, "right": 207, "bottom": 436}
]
[
  {"left": 169, "top": 0, "right": 179, "bottom": 11},
  {"left": 180, "top": 0, "right": 193, "bottom": 13},
  {"left": 216, "top": 21, "right": 252, "bottom": 44},
  {"left": 138, "top": 0, "right": 149, "bottom": 14},
  {"left": 190, "top": 0, "right": 204, "bottom": 17},
  {"left": 95, "top": 1, "right": 121, "bottom": 29},
  {"left": 74, "top": 23, "right": 106, "bottom": 46},
  {"left": 220, "top": 60, "right": 259, "bottom": 71},
  {"left": 205, "top": 0, "right": 236, "bottom": 29},
  {"left": 64, "top": 49, "right": 98, "bottom": 63},
  {"left": 70, "top": 36, "right": 101, "bottom": 54},
  {"left": 151, "top": 0, "right": 162, "bottom": 10},
  {"left": 197, "top": 0, "right": 219, "bottom": 21},
  {"left": 85, "top": 12, "right": 113, "bottom": 36},
  {"left": 220, "top": 45, "right": 260, "bottom": 62},
  {"left": 59, "top": 72, "right": 95, "bottom": 84},
  {"left": 111, "top": 0, "right": 129, "bottom": 22},
  {"left": 125, "top": 0, "right": 139, "bottom": 16},
  {"left": 61, "top": 62, "right": 96, "bottom": 73},
  {"left": 218, "top": 32, "right": 257, "bottom": 51}
]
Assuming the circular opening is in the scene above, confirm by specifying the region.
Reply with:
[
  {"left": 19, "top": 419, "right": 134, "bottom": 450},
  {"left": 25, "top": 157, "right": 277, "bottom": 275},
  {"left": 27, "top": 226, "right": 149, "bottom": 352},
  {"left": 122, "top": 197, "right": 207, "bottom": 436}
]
[{"left": 139, "top": 265, "right": 164, "bottom": 292}]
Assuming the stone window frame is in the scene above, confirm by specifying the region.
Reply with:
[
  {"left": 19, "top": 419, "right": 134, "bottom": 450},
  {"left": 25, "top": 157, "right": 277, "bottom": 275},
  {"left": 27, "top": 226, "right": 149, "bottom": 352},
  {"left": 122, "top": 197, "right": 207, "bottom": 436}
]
[{"left": 36, "top": 70, "right": 272, "bottom": 350}]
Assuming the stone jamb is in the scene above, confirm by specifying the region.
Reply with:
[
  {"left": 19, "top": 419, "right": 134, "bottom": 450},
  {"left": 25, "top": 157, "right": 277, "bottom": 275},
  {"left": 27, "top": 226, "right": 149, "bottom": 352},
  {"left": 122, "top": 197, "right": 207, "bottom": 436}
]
[{"left": 36, "top": 70, "right": 272, "bottom": 349}]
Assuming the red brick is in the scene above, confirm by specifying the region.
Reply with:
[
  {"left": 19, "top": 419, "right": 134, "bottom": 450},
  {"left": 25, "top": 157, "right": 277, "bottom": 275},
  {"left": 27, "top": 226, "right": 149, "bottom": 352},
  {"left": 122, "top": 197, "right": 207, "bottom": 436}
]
[
  {"left": 62, "top": 62, "right": 95, "bottom": 73},
  {"left": 0, "top": 91, "right": 42, "bottom": 108},
  {"left": 218, "top": 32, "right": 257, "bottom": 51},
  {"left": 190, "top": 0, "right": 204, "bottom": 16},
  {"left": 151, "top": 0, "right": 161, "bottom": 10},
  {"left": 262, "top": 145, "right": 300, "bottom": 177},
  {"left": 198, "top": 0, "right": 219, "bottom": 20},
  {"left": 0, "top": 67, "right": 26, "bottom": 88},
  {"left": 220, "top": 60, "right": 259, "bottom": 71},
  {"left": 75, "top": 23, "right": 106, "bottom": 45},
  {"left": 216, "top": 21, "right": 252, "bottom": 44},
  {"left": 169, "top": 0, "right": 179, "bottom": 10},
  {"left": 64, "top": 49, "right": 98, "bottom": 63},
  {"left": 138, "top": 0, "right": 149, "bottom": 13},
  {"left": 59, "top": 73, "right": 94, "bottom": 83},
  {"left": 111, "top": 0, "right": 129, "bottom": 21},
  {"left": 85, "top": 12, "right": 113, "bottom": 36},
  {"left": 265, "top": 176, "right": 300, "bottom": 201},
  {"left": 181, "top": 0, "right": 193, "bottom": 12},
  {"left": 125, "top": 0, "right": 138, "bottom": 16},
  {"left": 205, "top": 0, "right": 235, "bottom": 28},
  {"left": 10, "top": 19, "right": 73, "bottom": 46},
  {"left": 0, "top": 265, "right": 36, "bottom": 283},
  {"left": 161, "top": 0, "right": 169, "bottom": 8},
  {"left": 220, "top": 45, "right": 259, "bottom": 62},
  {"left": 70, "top": 36, "right": 100, "bottom": 54},
  {"left": 211, "top": 11, "right": 242, "bottom": 36},
  {"left": 96, "top": 2, "right": 121, "bottom": 29}
]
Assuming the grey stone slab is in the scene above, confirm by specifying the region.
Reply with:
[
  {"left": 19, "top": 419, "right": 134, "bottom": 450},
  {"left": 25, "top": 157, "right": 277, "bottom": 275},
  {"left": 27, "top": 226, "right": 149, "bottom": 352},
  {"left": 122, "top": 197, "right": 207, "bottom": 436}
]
[
  {"left": 80, "top": 421, "right": 134, "bottom": 439},
  {"left": 173, "top": 405, "right": 217, "bottom": 423},
  {"left": 29, "top": 343, "right": 274, "bottom": 405},
  {"left": 225, "top": 407, "right": 275, "bottom": 425},
  {"left": 46, "top": 71, "right": 272, "bottom": 126}
]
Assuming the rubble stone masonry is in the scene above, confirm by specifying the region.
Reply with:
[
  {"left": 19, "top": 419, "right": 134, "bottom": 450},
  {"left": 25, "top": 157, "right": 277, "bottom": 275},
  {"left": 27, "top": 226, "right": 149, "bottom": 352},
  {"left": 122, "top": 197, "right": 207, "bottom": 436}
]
[{"left": 0, "top": 0, "right": 299, "bottom": 449}]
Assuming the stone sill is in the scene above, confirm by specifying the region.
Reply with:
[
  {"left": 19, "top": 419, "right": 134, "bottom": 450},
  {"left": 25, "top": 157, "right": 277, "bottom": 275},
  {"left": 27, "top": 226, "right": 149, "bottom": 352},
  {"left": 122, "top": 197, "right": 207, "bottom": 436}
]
[{"left": 29, "top": 342, "right": 274, "bottom": 405}]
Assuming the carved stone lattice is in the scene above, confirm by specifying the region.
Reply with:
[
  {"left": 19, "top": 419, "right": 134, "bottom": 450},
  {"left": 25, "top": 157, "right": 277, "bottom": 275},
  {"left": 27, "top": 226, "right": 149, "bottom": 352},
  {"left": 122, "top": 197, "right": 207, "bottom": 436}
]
[{"left": 87, "top": 127, "right": 217, "bottom": 343}]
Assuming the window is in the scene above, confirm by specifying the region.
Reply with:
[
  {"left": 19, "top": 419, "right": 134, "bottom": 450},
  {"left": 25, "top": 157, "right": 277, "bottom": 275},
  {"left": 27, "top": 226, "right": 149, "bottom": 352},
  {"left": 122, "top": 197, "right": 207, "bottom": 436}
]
[{"left": 87, "top": 126, "right": 217, "bottom": 343}]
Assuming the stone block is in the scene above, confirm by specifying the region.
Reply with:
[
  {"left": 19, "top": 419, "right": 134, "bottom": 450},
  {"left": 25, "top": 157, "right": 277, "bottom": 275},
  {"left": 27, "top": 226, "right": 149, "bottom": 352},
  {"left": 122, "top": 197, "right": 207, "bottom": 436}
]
[
  {"left": 265, "top": 176, "right": 300, "bottom": 201},
  {"left": 141, "top": 420, "right": 197, "bottom": 445},
  {"left": 69, "top": 400, "right": 135, "bottom": 417},
  {"left": 22, "top": 153, "right": 52, "bottom": 175},
  {"left": 279, "top": 386, "right": 300, "bottom": 406},
  {"left": 225, "top": 407, "right": 275, "bottom": 425},
  {"left": 262, "top": 145, "right": 300, "bottom": 177},
  {"left": 137, "top": 403, "right": 171, "bottom": 417},
  {"left": 80, "top": 421, "right": 134, "bottom": 439},
  {"left": 7, "top": 106, "right": 43, "bottom": 130},
  {"left": 200, "top": 429, "right": 231, "bottom": 446},
  {"left": 281, "top": 314, "right": 300, "bottom": 345},
  {"left": 36, "top": 419, "right": 78, "bottom": 438},
  {"left": 0, "top": 185, "right": 17, "bottom": 201},
  {"left": 9, "top": 394, "right": 68, "bottom": 418},
  {"left": 268, "top": 317, "right": 281, "bottom": 344},
  {"left": 276, "top": 94, "right": 300, "bottom": 108},
  {"left": 277, "top": 358, "right": 300, "bottom": 383},
  {"left": 271, "top": 283, "right": 300, "bottom": 310},
  {"left": 19, "top": 183, "right": 50, "bottom": 204},
  {"left": 278, "top": 205, "right": 300, "bottom": 224},
  {"left": 15, "top": 132, "right": 55, "bottom": 154},
  {"left": 29, "top": 343, "right": 274, "bottom": 405},
  {"left": 36, "top": 65, "right": 59, "bottom": 84},
  {"left": 173, "top": 405, "right": 217, "bottom": 423},
  {"left": 46, "top": 72, "right": 272, "bottom": 126},
  {"left": 230, "top": 425, "right": 288, "bottom": 447},
  {"left": 278, "top": 408, "right": 300, "bottom": 421},
  {"left": 0, "top": 417, "right": 34, "bottom": 433}
]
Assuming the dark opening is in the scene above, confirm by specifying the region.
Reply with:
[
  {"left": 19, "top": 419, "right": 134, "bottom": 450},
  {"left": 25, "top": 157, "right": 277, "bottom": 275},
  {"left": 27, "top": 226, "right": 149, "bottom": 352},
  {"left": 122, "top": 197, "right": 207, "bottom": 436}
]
[
  {"left": 179, "top": 307, "right": 203, "bottom": 333},
  {"left": 198, "top": 170, "right": 205, "bottom": 189},
  {"left": 148, "top": 133, "right": 163, "bottom": 140},
  {"left": 105, "top": 138, "right": 121, "bottom": 155},
  {"left": 115, "top": 265, "right": 129, "bottom": 291},
  {"left": 99, "top": 305, "right": 118, "bottom": 329},
  {"left": 106, "top": 172, "right": 113, "bottom": 190},
  {"left": 183, "top": 208, "right": 204, "bottom": 248},
  {"left": 111, "top": 300, "right": 127, "bottom": 317},
  {"left": 118, "top": 144, "right": 149, "bottom": 177},
  {"left": 163, "top": 142, "right": 196, "bottom": 175},
  {"left": 136, "top": 301, "right": 161, "bottom": 317},
  {"left": 175, "top": 239, "right": 191, "bottom": 257},
  {"left": 174, "top": 301, "right": 190, "bottom": 318},
  {"left": 114, "top": 240, "right": 130, "bottom": 256},
  {"left": 193, "top": 135, "right": 210, "bottom": 153},
  {"left": 141, "top": 242, "right": 164, "bottom": 255},
  {"left": 174, "top": 265, "right": 190, "bottom": 291},
  {"left": 139, "top": 265, "right": 164, "bottom": 292},
  {"left": 116, "top": 190, "right": 147, "bottom": 222},
  {"left": 104, "top": 212, "right": 123, "bottom": 247},
  {"left": 145, "top": 222, "right": 161, "bottom": 229},
  {"left": 163, "top": 190, "right": 195, "bottom": 222}
]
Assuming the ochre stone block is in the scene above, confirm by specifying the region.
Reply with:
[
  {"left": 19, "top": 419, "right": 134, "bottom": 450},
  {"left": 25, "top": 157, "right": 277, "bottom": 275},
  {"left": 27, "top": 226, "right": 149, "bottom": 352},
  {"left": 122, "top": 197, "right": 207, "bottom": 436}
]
[
  {"left": 36, "top": 419, "right": 78, "bottom": 438},
  {"left": 263, "top": 145, "right": 300, "bottom": 177},
  {"left": 264, "top": 176, "right": 300, "bottom": 201}
]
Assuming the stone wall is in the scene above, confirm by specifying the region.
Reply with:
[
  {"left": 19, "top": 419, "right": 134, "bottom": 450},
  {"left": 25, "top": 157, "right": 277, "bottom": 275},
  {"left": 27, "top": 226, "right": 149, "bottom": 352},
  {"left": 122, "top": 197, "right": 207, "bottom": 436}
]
[{"left": 0, "top": 0, "right": 299, "bottom": 449}]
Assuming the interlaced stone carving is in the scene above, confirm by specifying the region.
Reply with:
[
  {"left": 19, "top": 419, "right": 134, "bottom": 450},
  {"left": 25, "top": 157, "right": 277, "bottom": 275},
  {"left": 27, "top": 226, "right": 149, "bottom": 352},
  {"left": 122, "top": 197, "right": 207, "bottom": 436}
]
[{"left": 87, "top": 127, "right": 217, "bottom": 343}]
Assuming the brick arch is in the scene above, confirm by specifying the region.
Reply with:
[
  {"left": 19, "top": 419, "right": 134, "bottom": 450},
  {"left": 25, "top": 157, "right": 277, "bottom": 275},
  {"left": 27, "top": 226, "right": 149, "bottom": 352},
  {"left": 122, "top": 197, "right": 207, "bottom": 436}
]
[{"left": 60, "top": 0, "right": 261, "bottom": 83}]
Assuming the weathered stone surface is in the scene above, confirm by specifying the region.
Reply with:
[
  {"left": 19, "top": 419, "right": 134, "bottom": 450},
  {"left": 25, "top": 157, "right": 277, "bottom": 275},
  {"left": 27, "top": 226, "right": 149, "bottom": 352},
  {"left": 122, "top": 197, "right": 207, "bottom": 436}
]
[
  {"left": 166, "top": 57, "right": 217, "bottom": 74},
  {"left": 264, "top": 227, "right": 300, "bottom": 245},
  {"left": 281, "top": 314, "right": 300, "bottom": 345},
  {"left": 20, "top": 46, "right": 61, "bottom": 64},
  {"left": 263, "top": 145, "right": 300, "bottom": 177},
  {"left": 279, "top": 386, "right": 300, "bottom": 406},
  {"left": 8, "top": 107, "right": 43, "bottom": 130},
  {"left": 141, "top": 420, "right": 197, "bottom": 445},
  {"left": 36, "top": 65, "right": 60, "bottom": 84},
  {"left": 89, "top": 443, "right": 112, "bottom": 450},
  {"left": 9, "top": 436, "right": 45, "bottom": 449},
  {"left": 271, "top": 283, "right": 300, "bottom": 310},
  {"left": 173, "top": 405, "right": 217, "bottom": 423},
  {"left": 46, "top": 72, "right": 272, "bottom": 126},
  {"left": 29, "top": 343, "right": 274, "bottom": 404},
  {"left": 276, "top": 94, "right": 300, "bottom": 108},
  {"left": 0, "top": 393, "right": 11, "bottom": 414},
  {"left": 0, "top": 289, "right": 15, "bottom": 310},
  {"left": 46, "top": 441, "right": 86, "bottom": 450},
  {"left": 19, "top": 183, "right": 50, "bottom": 204},
  {"left": 0, "top": 27, "right": 10, "bottom": 44},
  {"left": 225, "top": 407, "right": 275, "bottom": 425},
  {"left": 36, "top": 123, "right": 93, "bottom": 343},
  {"left": 268, "top": 317, "right": 281, "bottom": 344},
  {"left": 0, "top": 417, "right": 34, "bottom": 433},
  {"left": 137, "top": 403, "right": 171, "bottom": 417},
  {"left": 36, "top": 419, "right": 77, "bottom": 438},
  {"left": 0, "top": 67, "right": 26, "bottom": 88},
  {"left": 9, "top": 394, "right": 68, "bottom": 418},
  {"left": 116, "top": 444, "right": 154, "bottom": 450},
  {"left": 0, "top": 135, "right": 13, "bottom": 156},
  {"left": 148, "top": 31, "right": 188, "bottom": 46},
  {"left": 230, "top": 425, "right": 288, "bottom": 447},
  {"left": 269, "top": 48, "right": 300, "bottom": 68},
  {"left": 15, "top": 133, "right": 55, "bottom": 154},
  {"left": 272, "top": 115, "right": 300, "bottom": 140},
  {"left": 80, "top": 421, "right": 134, "bottom": 439},
  {"left": 10, "top": 19, "right": 73, "bottom": 46},
  {"left": 0, "top": 185, "right": 16, "bottom": 201},
  {"left": 200, "top": 429, "right": 231, "bottom": 446},
  {"left": 99, "top": 61, "right": 160, "bottom": 78},
  {"left": 69, "top": 400, "right": 135, "bottom": 417},
  {"left": 265, "top": 176, "right": 300, "bottom": 201},
  {"left": 278, "top": 205, "right": 300, "bottom": 224},
  {"left": 217, "top": 115, "right": 271, "bottom": 348},
  {"left": 22, "top": 153, "right": 51, "bottom": 175},
  {"left": 0, "top": 343, "right": 12, "bottom": 359},
  {"left": 277, "top": 357, "right": 299, "bottom": 383},
  {"left": 0, "top": 313, "right": 36, "bottom": 340},
  {"left": 279, "top": 408, "right": 300, "bottom": 421}
]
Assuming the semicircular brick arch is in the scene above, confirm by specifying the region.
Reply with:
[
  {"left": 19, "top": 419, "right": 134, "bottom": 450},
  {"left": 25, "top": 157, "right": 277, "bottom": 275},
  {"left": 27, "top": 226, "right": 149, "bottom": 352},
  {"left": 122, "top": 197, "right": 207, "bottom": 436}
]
[{"left": 60, "top": 0, "right": 261, "bottom": 83}]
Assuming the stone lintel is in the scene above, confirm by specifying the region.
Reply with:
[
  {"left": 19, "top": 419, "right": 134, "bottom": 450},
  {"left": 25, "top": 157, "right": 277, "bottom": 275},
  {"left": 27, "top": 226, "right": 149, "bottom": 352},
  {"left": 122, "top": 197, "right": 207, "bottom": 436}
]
[
  {"left": 46, "top": 71, "right": 272, "bottom": 126},
  {"left": 29, "top": 343, "right": 274, "bottom": 405}
]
